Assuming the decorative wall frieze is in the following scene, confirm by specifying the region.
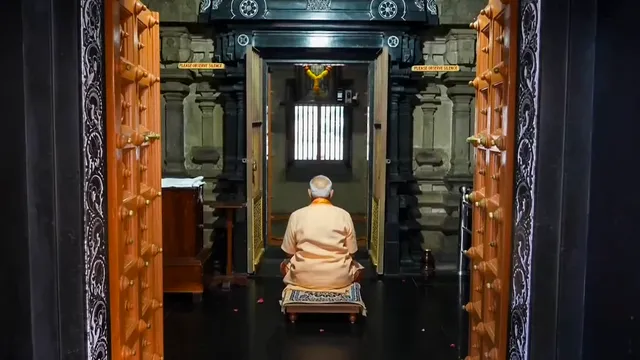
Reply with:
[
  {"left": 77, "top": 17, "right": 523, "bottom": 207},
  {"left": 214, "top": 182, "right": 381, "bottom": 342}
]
[
  {"left": 200, "top": 0, "right": 437, "bottom": 22},
  {"left": 214, "top": 31, "right": 422, "bottom": 66},
  {"left": 510, "top": 0, "right": 541, "bottom": 357}
]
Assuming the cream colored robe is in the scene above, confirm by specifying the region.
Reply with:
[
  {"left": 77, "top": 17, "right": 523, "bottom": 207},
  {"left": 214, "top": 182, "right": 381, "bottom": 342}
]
[{"left": 281, "top": 202, "right": 363, "bottom": 290}]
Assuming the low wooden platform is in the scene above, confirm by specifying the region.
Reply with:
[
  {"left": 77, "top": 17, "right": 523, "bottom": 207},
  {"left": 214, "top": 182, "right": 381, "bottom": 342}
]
[
  {"left": 284, "top": 303, "right": 362, "bottom": 324},
  {"left": 280, "top": 283, "right": 366, "bottom": 324}
]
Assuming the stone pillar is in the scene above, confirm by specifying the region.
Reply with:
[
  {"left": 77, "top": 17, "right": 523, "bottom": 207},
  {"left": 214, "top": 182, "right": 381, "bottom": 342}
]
[
  {"left": 194, "top": 80, "right": 221, "bottom": 177},
  {"left": 443, "top": 29, "right": 477, "bottom": 183},
  {"left": 443, "top": 73, "right": 475, "bottom": 177},
  {"left": 414, "top": 83, "right": 443, "bottom": 173},
  {"left": 419, "top": 85, "right": 440, "bottom": 149},
  {"left": 161, "top": 72, "right": 192, "bottom": 176},
  {"left": 160, "top": 27, "right": 193, "bottom": 177},
  {"left": 414, "top": 36, "right": 447, "bottom": 175},
  {"left": 399, "top": 88, "right": 417, "bottom": 177}
]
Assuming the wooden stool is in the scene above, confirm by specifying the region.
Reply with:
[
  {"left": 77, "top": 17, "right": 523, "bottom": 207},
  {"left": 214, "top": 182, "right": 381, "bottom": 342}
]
[{"left": 284, "top": 304, "right": 361, "bottom": 324}]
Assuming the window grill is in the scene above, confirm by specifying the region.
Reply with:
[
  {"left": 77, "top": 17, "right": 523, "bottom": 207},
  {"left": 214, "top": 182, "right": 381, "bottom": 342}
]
[{"left": 293, "top": 104, "right": 345, "bottom": 161}]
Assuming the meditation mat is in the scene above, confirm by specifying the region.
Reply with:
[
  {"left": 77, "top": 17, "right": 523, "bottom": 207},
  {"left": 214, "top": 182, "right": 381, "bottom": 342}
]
[{"left": 279, "top": 283, "right": 367, "bottom": 318}]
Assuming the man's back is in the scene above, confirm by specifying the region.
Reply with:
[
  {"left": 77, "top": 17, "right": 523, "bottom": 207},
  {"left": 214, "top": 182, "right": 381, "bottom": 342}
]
[{"left": 281, "top": 203, "right": 359, "bottom": 289}]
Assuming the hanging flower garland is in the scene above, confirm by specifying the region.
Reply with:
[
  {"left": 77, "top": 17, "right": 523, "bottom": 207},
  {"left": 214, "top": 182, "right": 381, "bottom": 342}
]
[{"left": 304, "top": 65, "right": 332, "bottom": 93}]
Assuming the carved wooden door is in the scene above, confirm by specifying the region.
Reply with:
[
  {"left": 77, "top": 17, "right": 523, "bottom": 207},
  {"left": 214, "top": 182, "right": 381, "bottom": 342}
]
[
  {"left": 105, "top": 0, "right": 164, "bottom": 358},
  {"left": 369, "top": 47, "right": 389, "bottom": 274},
  {"left": 246, "top": 47, "right": 266, "bottom": 273},
  {"left": 465, "top": 0, "right": 518, "bottom": 359}
]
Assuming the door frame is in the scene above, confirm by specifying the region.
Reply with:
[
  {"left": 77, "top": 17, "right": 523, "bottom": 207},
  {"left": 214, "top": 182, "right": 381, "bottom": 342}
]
[
  {"left": 256, "top": 57, "right": 381, "bottom": 256},
  {"left": 10, "top": 2, "right": 551, "bottom": 359},
  {"left": 245, "top": 47, "right": 267, "bottom": 273}
]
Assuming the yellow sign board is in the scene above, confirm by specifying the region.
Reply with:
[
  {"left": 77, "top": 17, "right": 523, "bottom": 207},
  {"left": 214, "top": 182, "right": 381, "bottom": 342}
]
[
  {"left": 178, "top": 63, "right": 226, "bottom": 70},
  {"left": 411, "top": 65, "right": 460, "bottom": 72}
]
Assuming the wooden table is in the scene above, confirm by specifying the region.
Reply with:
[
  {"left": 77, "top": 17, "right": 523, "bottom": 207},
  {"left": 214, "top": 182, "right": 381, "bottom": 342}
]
[{"left": 208, "top": 201, "right": 248, "bottom": 291}]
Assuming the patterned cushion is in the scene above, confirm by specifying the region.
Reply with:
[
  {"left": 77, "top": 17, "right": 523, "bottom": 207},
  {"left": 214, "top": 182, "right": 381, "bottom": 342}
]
[
  {"left": 286, "top": 283, "right": 363, "bottom": 303},
  {"left": 280, "top": 283, "right": 367, "bottom": 315}
]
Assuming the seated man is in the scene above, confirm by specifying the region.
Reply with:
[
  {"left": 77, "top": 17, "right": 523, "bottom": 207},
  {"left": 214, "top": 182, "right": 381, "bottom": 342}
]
[{"left": 280, "top": 175, "right": 364, "bottom": 290}]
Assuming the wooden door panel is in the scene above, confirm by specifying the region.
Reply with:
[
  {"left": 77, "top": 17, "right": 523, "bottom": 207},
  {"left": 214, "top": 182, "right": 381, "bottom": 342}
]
[
  {"left": 369, "top": 47, "right": 389, "bottom": 274},
  {"left": 466, "top": 0, "right": 517, "bottom": 359},
  {"left": 267, "top": 73, "right": 274, "bottom": 244},
  {"left": 246, "top": 47, "right": 265, "bottom": 273},
  {"left": 107, "top": 0, "right": 163, "bottom": 358}
]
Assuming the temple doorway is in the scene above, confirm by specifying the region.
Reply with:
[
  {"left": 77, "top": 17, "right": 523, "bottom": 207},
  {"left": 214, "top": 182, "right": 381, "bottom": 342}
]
[
  {"left": 102, "top": 0, "right": 517, "bottom": 358},
  {"left": 249, "top": 49, "right": 390, "bottom": 276}
]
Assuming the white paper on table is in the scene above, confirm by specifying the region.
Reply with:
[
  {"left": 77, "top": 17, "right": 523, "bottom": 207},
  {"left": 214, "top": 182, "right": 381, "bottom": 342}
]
[{"left": 161, "top": 176, "right": 206, "bottom": 189}]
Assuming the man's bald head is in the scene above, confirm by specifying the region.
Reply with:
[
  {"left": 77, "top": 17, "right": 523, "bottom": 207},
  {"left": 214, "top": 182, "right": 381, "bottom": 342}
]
[{"left": 308, "top": 175, "right": 333, "bottom": 199}]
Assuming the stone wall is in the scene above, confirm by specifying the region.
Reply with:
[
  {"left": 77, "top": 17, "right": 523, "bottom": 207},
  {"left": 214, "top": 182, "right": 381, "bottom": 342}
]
[
  {"left": 413, "top": 29, "right": 476, "bottom": 269},
  {"left": 153, "top": 0, "right": 481, "bottom": 269},
  {"left": 160, "top": 26, "right": 223, "bottom": 247}
]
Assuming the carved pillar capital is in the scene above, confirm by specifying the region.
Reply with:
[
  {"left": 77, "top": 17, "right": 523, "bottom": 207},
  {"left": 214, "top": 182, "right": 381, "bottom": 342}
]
[
  {"left": 160, "top": 27, "right": 193, "bottom": 67},
  {"left": 418, "top": 37, "right": 445, "bottom": 82},
  {"left": 195, "top": 81, "right": 220, "bottom": 101},
  {"left": 195, "top": 93, "right": 220, "bottom": 108},
  {"left": 442, "top": 71, "right": 476, "bottom": 91},
  {"left": 444, "top": 29, "right": 477, "bottom": 71}
]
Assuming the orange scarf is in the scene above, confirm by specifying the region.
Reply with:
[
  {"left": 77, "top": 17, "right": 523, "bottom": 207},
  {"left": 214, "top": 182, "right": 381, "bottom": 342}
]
[{"left": 311, "top": 198, "right": 332, "bottom": 205}]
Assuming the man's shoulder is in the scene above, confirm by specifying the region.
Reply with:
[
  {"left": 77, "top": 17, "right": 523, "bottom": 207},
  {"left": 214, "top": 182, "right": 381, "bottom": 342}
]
[
  {"left": 331, "top": 205, "right": 350, "bottom": 216},
  {"left": 290, "top": 207, "right": 309, "bottom": 218},
  {"left": 292, "top": 204, "right": 349, "bottom": 217}
]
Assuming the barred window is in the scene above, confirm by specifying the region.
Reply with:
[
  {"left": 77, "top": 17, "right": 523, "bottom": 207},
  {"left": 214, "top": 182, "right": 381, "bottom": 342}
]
[{"left": 294, "top": 104, "right": 345, "bottom": 161}]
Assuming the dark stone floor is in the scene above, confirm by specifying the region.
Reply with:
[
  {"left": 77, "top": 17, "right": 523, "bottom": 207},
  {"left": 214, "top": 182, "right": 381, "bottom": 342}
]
[{"left": 163, "top": 275, "right": 469, "bottom": 360}]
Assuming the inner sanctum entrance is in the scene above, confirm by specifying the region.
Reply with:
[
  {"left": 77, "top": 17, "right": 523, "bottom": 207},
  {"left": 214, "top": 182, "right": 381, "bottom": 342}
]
[{"left": 246, "top": 48, "right": 390, "bottom": 276}]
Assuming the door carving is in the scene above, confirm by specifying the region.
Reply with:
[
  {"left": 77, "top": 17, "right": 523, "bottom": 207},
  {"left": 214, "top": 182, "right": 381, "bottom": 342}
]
[
  {"left": 466, "top": 0, "right": 518, "bottom": 359},
  {"left": 246, "top": 47, "right": 266, "bottom": 273},
  {"left": 106, "top": 0, "right": 164, "bottom": 358},
  {"left": 369, "top": 47, "right": 389, "bottom": 274}
]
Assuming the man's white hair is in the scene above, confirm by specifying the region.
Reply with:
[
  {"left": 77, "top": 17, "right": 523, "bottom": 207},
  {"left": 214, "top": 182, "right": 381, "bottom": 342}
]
[{"left": 309, "top": 175, "right": 333, "bottom": 198}]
